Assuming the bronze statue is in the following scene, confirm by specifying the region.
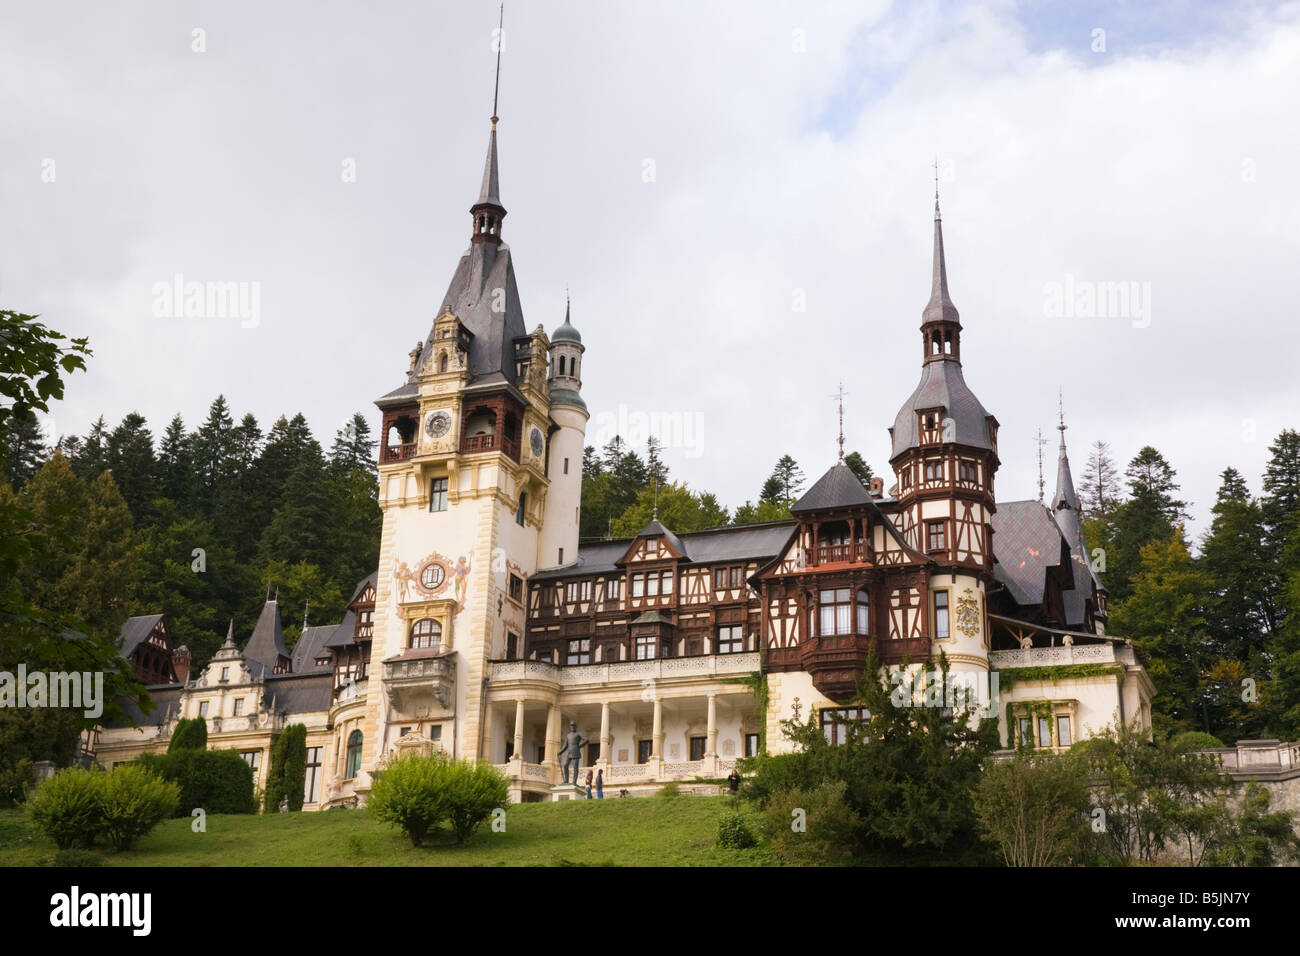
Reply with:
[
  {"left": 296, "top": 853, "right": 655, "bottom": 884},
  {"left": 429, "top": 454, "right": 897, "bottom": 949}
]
[{"left": 557, "top": 721, "right": 588, "bottom": 784}]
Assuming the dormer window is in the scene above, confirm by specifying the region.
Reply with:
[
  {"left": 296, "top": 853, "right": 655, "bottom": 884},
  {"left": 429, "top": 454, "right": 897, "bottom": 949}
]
[{"left": 644, "top": 537, "right": 659, "bottom": 556}]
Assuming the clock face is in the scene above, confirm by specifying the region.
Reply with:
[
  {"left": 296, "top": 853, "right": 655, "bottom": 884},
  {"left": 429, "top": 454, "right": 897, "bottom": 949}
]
[
  {"left": 529, "top": 427, "right": 544, "bottom": 457},
  {"left": 425, "top": 410, "right": 451, "bottom": 439}
]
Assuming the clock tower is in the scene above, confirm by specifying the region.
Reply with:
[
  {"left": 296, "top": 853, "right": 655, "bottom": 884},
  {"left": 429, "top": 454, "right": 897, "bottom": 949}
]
[{"left": 352, "top": 102, "right": 587, "bottom": 786}]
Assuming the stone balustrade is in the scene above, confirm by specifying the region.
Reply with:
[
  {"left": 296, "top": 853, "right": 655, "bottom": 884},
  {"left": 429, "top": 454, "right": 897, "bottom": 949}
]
[
  {"left": 490, "top": 651, "right": 760, "bottom": 687},
  {"left": 989, "top": 642, "right": 1116, "bottom": 669}
]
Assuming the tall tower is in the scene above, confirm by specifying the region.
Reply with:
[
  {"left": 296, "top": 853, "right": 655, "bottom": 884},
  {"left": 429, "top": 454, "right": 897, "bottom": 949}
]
[
  {"left": 539, "top": 297, "right": 588, "bottom": 570},
  {"left": 887, "top": 193, "right": 1000, "bottom": 676},
  {"left": 354, "top": 50, "right": 583, "bottom": 786}
]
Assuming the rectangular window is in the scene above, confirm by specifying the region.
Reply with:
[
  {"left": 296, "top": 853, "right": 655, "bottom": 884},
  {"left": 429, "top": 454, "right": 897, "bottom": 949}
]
[
  {"left": 637, "top": 740, "right": 653, "bottom": 764},
  {"left": 508, "top": 573, "right": 523, "bottom": 603},
  {"left": 689, "top": 737, "right": 706, "bottom": 761},
  {"left": 714, "top": 567, "right": 728, "bottom": 589},
  {"left": 661, "top": 571, "right": 674, "bottom": 594},
  {"left": 304, "top": 747, "right": 322, "bottom": 804},
  {"left": 644, "top": 537, "right": 659, "bottom": 556},
  {"left": 429, "top": 477, "right": 448, "bottom": 512},
  {"left": 220, "top": 667, "right": 229, "bottom": 682},
  {"left": 400, "top": 726, "right": 412, "bottom": 737},
  {"left": 240, "top": 750, "right": 261, "bottom": 772},
  {"left": 856, "top": 595, "right": 869, "bottom": 635},
  {"left": 558, "top": 547, "right": 564, "bottom": 564},
  {"left": 586, "top": 742, "right": 600, "bottom": 765},
  {"left": 1038, "top": 716, "right": 1052, "bottom": 748},
  {"left": 537, "top": 745, "right": 546, "bottom": 764},
  {"left": 647, "top": 573, "right": 659, "bottom": 597},
  {"left": 924, "top": 460, "right": 943, "bottom": 482},
  {"left": 819, "top": 588, "right": 851, "bottom": 636},
  {"left": 927, "top": 520, "right": 947, "bottom": 552},
  {"left": 430, "top": 726, "right": 442, "bottom": 742},
  {"left": 605, "top": 578, "right": 622, "bottom": 601},
  {"left": 233, "top": 698, "right": 244, "bottom": 716},
  {"left": 1018, "top": 717, "right": 1032, "bottom": 746},
  {"left": 744, "top": 733, "right": 760, "bottom": 758},
  {"left": 563, "top": 457, "right": 570, "bottom": 475},
  {"left": 1056, "top": 715, "right": 1072, "bottom": 748},
  {"left": 716, "top": 624, "right": 744, "bottom": 654},
  {"left": 566, "top": 638, "right": 591, "bottom": 666},
  {"left": 820, "top": 707, "right": 869, "bottom": 746},
  {"left": 959, "top": 461, "right": 977, "bottom": 483},
  {"left": 506, "top": 631, "right": 519, "bottom": 660},
  {"left": 934, "top": 591, "right": 949, "bottom": 639},
  {"left": 635, "top": 635, "right": 656, "bottom": 660},
  {"left": 631, "top": 573, "right": 645, "bottom": 598},
  {"left": 198, "top": 701, "right": 209, "bottom": 718},
  {"left": 563, "top": 580, "right": 591, "bottom": 603}
]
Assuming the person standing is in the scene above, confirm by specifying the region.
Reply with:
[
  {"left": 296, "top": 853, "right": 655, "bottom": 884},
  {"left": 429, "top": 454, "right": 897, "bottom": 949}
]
[
  {"left": 585, "top": 769, "right": 594, "bottom": 800},
  {"left": 727, "top": 768, "right": 740, "bottom": 794},
  {"left": 595, "top": 768, "right": 604, "bottom": 799}
]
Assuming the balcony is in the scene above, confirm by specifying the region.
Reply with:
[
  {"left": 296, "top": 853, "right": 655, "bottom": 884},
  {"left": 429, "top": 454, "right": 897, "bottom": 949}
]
[
  {"left": 382, "top": 653, "right": 456, "bottom": 714},
  {"left": 800, "top": 633, "right": 931, "bottom": 698},
  {"left": 811, "top": 543, "right": 872, "bottom": 565},
  {"left": 490, "top": 652, "right": 761, "bottom": 688},
  {"left": 381, "top": 442, "right": 417, "bottom": 464},
  {"left": 989, "top": 642, "right": 1116, "bottom": 669},
  {"left": 460, "top": 433, "right": 522, "bottom": 460}
]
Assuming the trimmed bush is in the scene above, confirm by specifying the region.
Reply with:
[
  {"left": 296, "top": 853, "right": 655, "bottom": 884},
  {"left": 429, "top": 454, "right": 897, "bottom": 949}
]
[
  {"left": 442, "top": 759, "right": 510, "bottom": 844},
  {"left": 101, "top": 764, "right": 180, "bottom": 850},
  {"left": 1171, "top": 731, "right": 1227, "bottom": 752},
  {"left": 167, "top": 717, "right": 208, "bottom": 752},
  {"left": 716, "top": 811, "right": 758, "bottom": 849},
  {"left": 369, "top": 752, "right": 510, "bottom": 847},
  {"left": 657, "top": 781, "right": 682, "bottom": 798},
  {"left": 27, "top": 768, "right": 106, "bottom": 849},
  {"left": 369, "top": 751, "right": 452, "bottom": 846},
  {"left": 137, "top": 749, "right": 256, "bottom": 816},
  {"left": 265, "top": 724, "right": 308, "bottom": 812}
]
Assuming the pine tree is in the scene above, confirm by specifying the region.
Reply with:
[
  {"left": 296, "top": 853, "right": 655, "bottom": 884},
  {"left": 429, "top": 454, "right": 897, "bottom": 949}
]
[
  {"left": 67, "top": 416, "right": 110, "bottom": 481},
  {"left": 1200, "top": 468, "right": 1277, "bottom": 659},
  {"left": 1262, "top": 429, "right": 1300, "bottom": 555},
  {"left": 156, "top": 414, "right": 194, "bottom": 506},
  {"left": 843, "top": 451, "right": 874, "bottom": 487},
  {"left": 329, "top": 413, "right": 377, "bottom": 475},
  {"left": 105, "top": 412, "right": 157, "bottom": 521},
  {"left": 1106, "top": 446, "right": 1187, "bottom": 602},
  {"left": 767, "top": 455, "right": 805, "bottom": 504},
  {"left": 3, "top": 412, "right": 47, "bottom": 490},
  {"left": 190, "top": 397, "right": 237, "bottom": 517},
  {"left": 645, "top": 436, "right": 669, "bottom": 487},
  {"left": 1079, "top": 440, "right": 1120, "bottom": 522}
]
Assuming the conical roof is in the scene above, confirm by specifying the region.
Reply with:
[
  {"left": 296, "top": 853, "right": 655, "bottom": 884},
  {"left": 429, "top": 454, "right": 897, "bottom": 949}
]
[{"left": 792, "top": 462, "right": 872, "bottom": 513}]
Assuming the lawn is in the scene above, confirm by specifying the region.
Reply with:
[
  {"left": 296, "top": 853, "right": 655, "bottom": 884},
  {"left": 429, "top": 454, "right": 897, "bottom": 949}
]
[{"left": 0, "top": 794, "right": 772, "bottom": 867}]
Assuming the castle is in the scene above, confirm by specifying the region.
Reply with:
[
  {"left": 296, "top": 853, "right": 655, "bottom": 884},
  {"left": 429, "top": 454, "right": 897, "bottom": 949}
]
[{"left": 95, "top": 88, "right": 1155, "bottom": 807}]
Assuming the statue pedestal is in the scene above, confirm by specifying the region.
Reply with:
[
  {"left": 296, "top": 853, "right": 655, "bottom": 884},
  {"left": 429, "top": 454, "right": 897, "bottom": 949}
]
[{"left": 549, "top": 781, "right": 585, "bottom": 802}]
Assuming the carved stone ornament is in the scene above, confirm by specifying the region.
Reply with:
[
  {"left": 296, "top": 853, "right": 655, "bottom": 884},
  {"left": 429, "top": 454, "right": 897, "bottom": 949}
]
[{"left": 955, "top": 588, "right": 981, "bottom": 638}]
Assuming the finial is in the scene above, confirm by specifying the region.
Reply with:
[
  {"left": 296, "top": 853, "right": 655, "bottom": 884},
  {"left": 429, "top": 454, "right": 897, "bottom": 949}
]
[
  {"left": 832, "top": 381, "right": 847, "bottom": 462},
  {"left": 652, "top": 479, "right": 659, "bottom": 521},
  {"left": 1058, "top": 390, "right": 1067, "bottom": 445},
  {"left": 933, "top": 157, "right": 941, "bottom": 219},
  {"left": 1036, "top": 427, "right": 1048, "bottom": 503},
  {"left": 302, "top": 601, "right": 310, "bottom": 631},
  {"left": 490, "top": 4, "right": 504, "bottom": 129}
]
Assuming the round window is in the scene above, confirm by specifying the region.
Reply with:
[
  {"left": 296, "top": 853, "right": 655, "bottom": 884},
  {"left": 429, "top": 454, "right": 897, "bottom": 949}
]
[{"left": 421, "top": 563, "right": 445, "bottom": 590}]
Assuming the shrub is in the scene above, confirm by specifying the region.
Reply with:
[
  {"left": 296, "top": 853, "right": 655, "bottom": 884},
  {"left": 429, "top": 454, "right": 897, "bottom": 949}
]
[
  {"left": 266, "top": 724, "right": 308, "bottom": 813},
  {"left": 167, "top": 717, "right": 207, "bottom": 752},
  {"left": 137, "top": 750, "right": 256, "bottom": 816},
  {"left": 26, "top": 768, "right": 106, "bottom": 850},
  {"left": 973, "top": 750, "right": 1091, "bottom": 866},
  {"left": 101, "top": 764, "right": 180, "bottom": 851},
  {"left": 442, "top": 759, "right": 509, "bottom": 844},
  {"left": 53, "top": 848, "right": 105, "bottom": 867},
  {"left": 369, "top": 751, "right": 451, "bottom": 846},
  {"left": 657, "top": 781, "right": 681, "bottom": 798},
  {"left": 716, "top": 811, "right": 758, "bottom": 849},
  {"left": 763, "top": 781, "right": 858, "bottom": 866},
  {"left": 1170, "top": 731, "right": 1227, "bottom": 752}
]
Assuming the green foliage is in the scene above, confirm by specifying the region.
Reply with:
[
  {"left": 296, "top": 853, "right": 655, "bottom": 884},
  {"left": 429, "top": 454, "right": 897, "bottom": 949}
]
[
  {"left": 657, "top": 781, "right": 682, "bottom": 798},
  {"left": 973, "top": 750, "right": 1091, "bottom": 866},
  {"left": 441, "top": 759, "right": 510, "bottom": 844},
  {"left": 369, "top": 751, "right": 452, "bottom": 847},
  {"left": 1169, "top": 731, "right": 1226, "bottom": 751},
  {"left": 167, "top": 717, "right": 208, "bottom": 752},
  {"left": 1203, "top": 783, "right": 1300, "bottom": 866},
  {"left": 995, "top": 663, "right": 1123, "bottom": 692},
  {"left": 26, "top": 768, "right": 105, "bottom": 850},
  {"left": 0, "top": 311, "right": 90, "bottom": 465},
  {"left": 100, "top": 764, "right": 180, "bottom": 850},
  {"left": 265, "top": 724, "right": 308, "bottom": 812},
  {"left": 609, "top": 482, "right": 728, "bottom": 537},
  {"left": 137, "top": 749, "right": 256, "bottom": 816},
  {"left": 715, "top": 810, "right": 758, "bottom": 849},
  {"left": 762, "top": 781, "right": 857, "bottom": 866}
]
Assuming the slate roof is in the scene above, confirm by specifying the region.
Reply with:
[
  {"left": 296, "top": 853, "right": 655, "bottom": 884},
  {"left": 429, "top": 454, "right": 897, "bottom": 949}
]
[
  {"left": 291, "top": 625, "right": 337, "bottom": 674},
  {"left": 792, "top": 462, "right": 872, "bottom": 513},
  {"left": 118, "top": 614, "right": 164, "bottom": 658},
  {"left": 264, "top": 673, "right": 334, "bottom": 715},
  {"left": 244, "top": 601, "right": 289, "bottom": 673},
  {"left": 890, "top": 360, "right": 995, "bottom": 459},
  {"left": 101, "top": 686, "right": 184, "bottom": 729},
  {"left": 922, "top": 205, "right": 962, "bottom": 326},
  {"left": 631, "top": 517, "right": 687, "bottom": 560},
  {"left": 991, "top": 500, "right": 1067, "bottom": 606},
  {"left": 534, "top": 520, "right": 796, "bottom": 580}
]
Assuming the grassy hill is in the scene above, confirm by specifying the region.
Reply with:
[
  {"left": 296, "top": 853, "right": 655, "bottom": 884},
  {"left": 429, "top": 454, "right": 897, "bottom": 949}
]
[{"left": 0, "top": 794, "right": 772, "bottom": 867}]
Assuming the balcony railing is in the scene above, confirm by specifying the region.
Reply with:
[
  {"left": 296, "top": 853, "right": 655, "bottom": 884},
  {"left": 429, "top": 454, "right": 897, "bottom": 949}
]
[
  {"left": 989, "top": 643, "right": 1116, "bottom": 669},
  {"left": 806, "top": 543, "right": 872, "bottom": 566},
  {"left": 491, "top": 651, "right": 761, "bottom": 687},
  {"left": 461, "top": 433, "right": 496, "bottom": 453},
  {"left": 380, "top": 442, "right": 417, "bottom": 464}
]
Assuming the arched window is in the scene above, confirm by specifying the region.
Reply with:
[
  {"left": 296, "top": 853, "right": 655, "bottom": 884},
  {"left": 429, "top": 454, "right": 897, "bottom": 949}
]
[
  {"left": 409, "top": 619, "right": 441, "bottom": 651},
  {"left": 516, "top": 492, "right": 527, "bottom": 526},
  {"left": 439, "top": 352, "right": 448, "bottom": 373},
  {"left": 559, "top": 355, "right": 567, "bottom": 376},
  {"left": 345, "top": 730, "right": 363, "bottom": 779}
]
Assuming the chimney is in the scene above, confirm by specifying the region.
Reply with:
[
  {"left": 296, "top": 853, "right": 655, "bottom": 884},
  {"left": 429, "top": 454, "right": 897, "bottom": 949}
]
[{"left": 172, "top": 645, "right": 192, "bottom": 684}]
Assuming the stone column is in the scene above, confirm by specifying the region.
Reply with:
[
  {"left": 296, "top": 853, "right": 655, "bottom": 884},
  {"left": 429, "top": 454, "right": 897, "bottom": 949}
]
[
  {"left": 705, "top": 693, "right": 719, "bottom": 775},
  {"left": 599, "top": 701, "right": 611, "bottom": 767},
  {"left": 544, "top": 702, "right": 559, "bottom": 767},
  {"left": 652, "top": 697, "right": 663, "bottom": 758},
  {"left": 513, "top": 699, "right": 525, "bottom": 763},
  {"left": 482, "top": 702, "right": 496, "bottom": 763}
]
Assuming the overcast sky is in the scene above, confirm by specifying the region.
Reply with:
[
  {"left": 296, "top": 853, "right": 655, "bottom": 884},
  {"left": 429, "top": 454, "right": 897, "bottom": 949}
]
[{"left": 3, "top": 0, "right": 1297, "bottom": 544}]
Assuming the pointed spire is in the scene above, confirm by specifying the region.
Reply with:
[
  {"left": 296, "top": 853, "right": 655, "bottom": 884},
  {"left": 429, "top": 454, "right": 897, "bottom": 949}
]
[
  {"left": 470, "top": 6, "right": 507, "bottom": 243},
  {"left": 1053, "top": 396, "right": 1079, "bottom": 514},
  {"left": 833, "top": 381, "right": 847, "bottom": 462},
  {"left": 222, "top": 619, "right": 236, "bottom": 649},
  {"left": 922, "top": 201, "right": 961, "bottom": 327}
]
